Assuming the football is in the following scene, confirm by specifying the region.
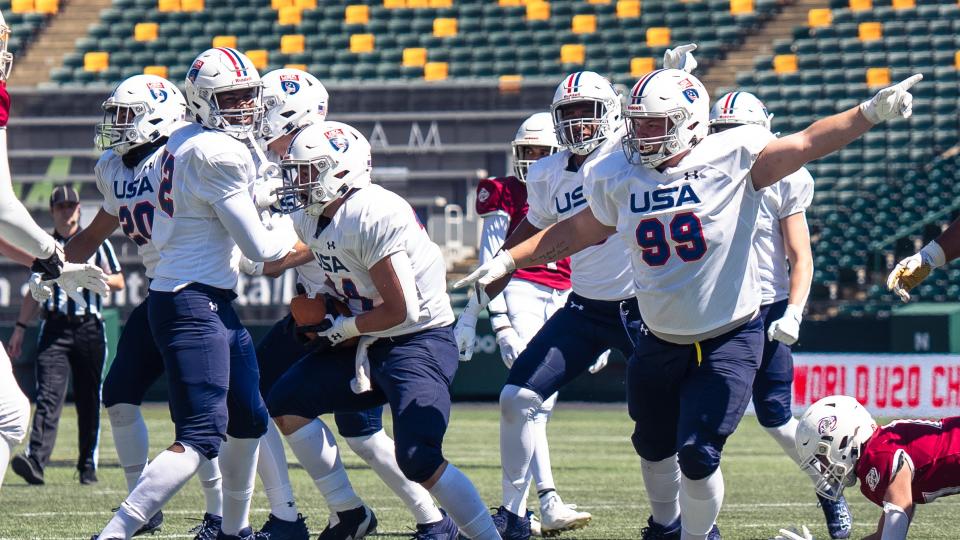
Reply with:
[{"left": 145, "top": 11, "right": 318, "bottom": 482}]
[{"left": 289, "top": 293, "right": 357, "bottom": 347}]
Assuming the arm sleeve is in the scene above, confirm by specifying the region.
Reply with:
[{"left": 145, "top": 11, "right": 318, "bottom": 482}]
[
  {"left": 359, "top": 206, "right": 409, "bottom": 269},
  {"left": 524, "top": 164, "right": 556, "bottom": 229},
  {"left": 0, "top": 129, "right": 57, "bottom": 259},
  {"left": 212, "top": 191, "right": 297, "bottom": 262},
  {"left": 778, "top": 166, "right": 815, "bottom": 219},
  {"left": 388, "top": 250, "right": 419, "bottom": 325},
  {"left": 476, "top": 178, "right": 508, "bottom": 218},
  {"left": 585, "top": 175, "right": 620, "bottom": 227},
  {"left": 479, "top": 214, "right": 510, "bottom": 324},
  {"left": 879, "top": 502, "right": 910, "bottom": 540},
  {"left": 98, "top": 239, "right": 122, "bottom": 273}
]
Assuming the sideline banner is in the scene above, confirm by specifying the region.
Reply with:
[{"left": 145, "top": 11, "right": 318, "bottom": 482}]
[{"left": 786, "top": 354, "right": 960, "bottom": 417}]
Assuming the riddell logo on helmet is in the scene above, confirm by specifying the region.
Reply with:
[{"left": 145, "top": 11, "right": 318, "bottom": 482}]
[{"left": 817, "top": 415, "right": 838, "bottom": 434}]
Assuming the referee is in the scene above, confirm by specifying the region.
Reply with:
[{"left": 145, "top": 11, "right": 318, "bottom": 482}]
[{"left": 6, "top": 186, "right": 123, "bottom": 485}]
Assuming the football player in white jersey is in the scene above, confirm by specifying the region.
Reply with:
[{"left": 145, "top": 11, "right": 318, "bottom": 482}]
[
  {"left": 243, "top": 69, "right": 450, "bottom": 540},
  {"left": 887, "top": 216, "right": 960, "bottom": 302},
  {"left": 455, "top": 71, "right": 636, "bottom": 539},
  {"left": 253, "top": 122, "right": 498, "bottom": 540},
  {"left": 457, "top": 69, "right": 922, "bottom": 539},
  {"left": 62, "top": 74, "right": 224, "bottom": 539},
  {"left": 0, "top": 9, "right": 108, "bottom": 494},
  {"left": 94, "top": 48, "right": 300, "bottom": 540}
]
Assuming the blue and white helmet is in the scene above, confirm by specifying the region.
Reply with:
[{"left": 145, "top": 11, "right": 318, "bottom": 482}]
[
  {"left": 709, "top": 91, "right": 772, "bottom": 132},
  {"left": 550, "top": 71, "right": 621, "bottom": 155},
  {"left": 95, "top": 74, "right": 186, "bottom": 155},
  {"left": 260, "top": 68, "right": 329, "bottom": 144},
  {"left": 184, "top": 47, "right": 263, "bottom": 138},
  {"left": 622, "top": 69, "right": 709, "bottom": 168},
  {"left": 512, "top": 112, "right": 560, "bottom": 181}
]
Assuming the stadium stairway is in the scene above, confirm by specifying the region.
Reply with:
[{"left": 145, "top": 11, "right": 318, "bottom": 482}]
[{"left": 8, "top": 0, "right": 112, "bottom": 87}]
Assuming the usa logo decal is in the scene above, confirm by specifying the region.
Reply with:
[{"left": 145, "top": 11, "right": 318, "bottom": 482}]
[
  {"left": 187, "top": 60, "right": 204, "bottom": 83},
  {"left": 326, "top": 128, "right": 348, "bottom": 151},
  {"left": 147, "top": 82, "right": 168, "bottom": 102},
  {"left": 280, "top": 74, "right": 301, "bottom": 95},
  {"left": 682, "top": 88, "right": 699, "bottom": 103},
  {"left": 817, "top": 416, "right": 838, "bottom": 435}
]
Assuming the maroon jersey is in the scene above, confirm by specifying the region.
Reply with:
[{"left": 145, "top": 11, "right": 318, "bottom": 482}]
[
  {"left": 476, "top": 176, "right": 571, "bottom": 291},
  {"left": 856, "top": 416, "right": 960, "bottom": 506}
]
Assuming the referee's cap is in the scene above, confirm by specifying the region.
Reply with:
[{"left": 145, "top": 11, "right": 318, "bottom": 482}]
[{"left": 50, "top": 185, "right": 80, "bottom": 207}]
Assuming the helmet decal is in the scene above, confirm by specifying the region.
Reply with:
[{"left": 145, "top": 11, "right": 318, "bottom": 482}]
[{"left": 216, "top": 47, "right": 249, "bottom": 78}]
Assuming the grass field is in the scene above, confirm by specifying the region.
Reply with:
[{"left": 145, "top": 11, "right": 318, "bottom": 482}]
[{"left": 1, "top": 403, "right": 959, "bottom": 539}]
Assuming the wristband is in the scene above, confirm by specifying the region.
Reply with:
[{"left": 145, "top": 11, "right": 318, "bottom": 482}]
[
  {"left": 920, "top": 240, "right": 946, "bottom": 269},
  {"left": 15, "top": 321, "right": 27, "bottom": 330}
]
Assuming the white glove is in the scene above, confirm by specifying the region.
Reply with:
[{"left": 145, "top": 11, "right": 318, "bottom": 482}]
[
  {"left": 454, "top": 296, "right": 482, "bottom": 361},
  {"left": 589, "top": 349, "right": 611, "bottom": 374},
  {"left": 886, "top": 240, "right": 945, "bottom": 302},
  {"left": 55, "top": 262, "right": 110, "bottom": 310},
  {"left": 253, "top": 175, "right": 284, "bottom": 210},
  {"left": 496, "top": 326, "right": 524, "bottom": 369},
  {"left": 452, "top": 251, "right": 516, "bottom": 309},
  {"left": 860, "top": 73, "right": 922, "bottom": 124},
  {"left": 28, "top": 273, "right": 52, "bottom": 302},
  {"left": 663, "top": 43, "right": 697, "bottom": 73},
  {"left": 775, "top": 525, "right": 813, "bottom": 540},
  {"left": 767, "top": 304, "right": 803, "bottom": 345},
  {"left": 317, "top": 315, "right": 360, "bottom": 347},
  {"left": 239, "top": 256, "right": 264, "bottom": 276}
]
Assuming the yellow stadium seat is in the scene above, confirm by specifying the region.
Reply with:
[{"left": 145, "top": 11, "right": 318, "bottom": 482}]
[
  {"left": 587, "top": 0, "right": 611, "bottom": 4},
  {"left": 808, "top": 8, "right": 831, "bottom": 27},
  {"left": 350, "top": 33, "right": 375, "bottom": 53},
  {"left": 383, "top": 0, "right": 405, "bottom": 8},
  {"left": 499, "top": 74, "right": 523, "bottom": 92},
  {"left": 134, "top": 22, "right": 158, "bottom": 42},
  {"left": 630, "top": 57, "right": 655, "bottom": 77},
  {"left": 730, "top": 0, "right": 753, "bottom": 15},
  {"left": 955, "top": 51, "right": 960, "bottom": 70},
  {"left": 526, "top": 2, "right": 549, "bottom": 20},
  {"left": 281, "top": 34, "right": 305, "bottom": 53},
  {"left": 773, "top": 54, "right": 797, "bottom": 73},
  {"left": 212, "top": 35, "right": 237, "bottom": 48},
  {"left": 858, "top": 22, "right": 882, "bottom": 41},
  {"left": 83, "top": 51, "right": 109, "bottom": 72},
  {"left": 271, "top": 0, "right": 292, "bottom": 9},
  {"left": 144, "top": 65, "right": 168, "bottom": 78},
  {"left": 499, "top": 0, "right": 523, "bottom": 5},
  {"left": 181, "top": 0, "right": 202, "bottom": 12},
  {"left": 294, "top": 0, "right": 315, "bottom": 9},
  {"left": 866, "top": 67, "right": 890, "bottom": 87},
  {"left": 560, "top": 43, "right": 585, "bottom": 64},
  {"left": 157, "top": 0, "right": 180, "bottom": 12},
  {"left": 10, "top": 0, "right": 34, "bottom": 14},
  {"left": 402, "top": 47, "right": 427, "bottom": 67},
  {"left": 616, "top": 0, "right": 640, "bottom": 18},
  {"left": 345, "top": 4, "right": 369, "bottom": 24},
  {"left": 407, "top": 0, "right": 429, "bottom": 7},
  {"left": 35, "top": 0, "right": 57, "bottom": 14},
  {"left": 849, "top": 0, "right": 871, "bottom": 10},
  {"left": 278, "top": 6, "right": 301, "bottom": 24},
  {"left": 572, "top": 14, "right": 596, "bottom": 34},
  {"left": 285, "top": 63, "right": 307, "bottom": 71},
  {"left": 424, "top": 62, "right": 448, "bottom": 81},
  {"left": 646, "top": 27, "right": 670, "bottom": 47},
  {"left": 429, "top": 0, "right": 452, "bottom": 6},
  {"left": 246, "top": 49, "right": 268, "bottom": 70},
  {"left": 891, "top": 0, "right": 914, "bottom": 9},
  {"left": 433, "top": 18, "right": 457, "bottom": 37}
]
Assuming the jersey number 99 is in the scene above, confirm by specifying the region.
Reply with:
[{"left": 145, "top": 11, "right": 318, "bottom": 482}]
[{"left": 635, "top": 212, "right": 707, "bottom": 266}]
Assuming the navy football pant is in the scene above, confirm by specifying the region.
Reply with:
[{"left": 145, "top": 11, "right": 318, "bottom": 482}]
[
  {"left": 754, "top": 300, "right": 795, "bottom": 428},
  {"left": 148, "top": 284, "right": 268, "bottom": 460},
  {"left": 626, "top": 316, "right": 763, "bottom": 480},
  {"left": 256, "top": 312, "right": 383, "bottom": 438},
  {"left": 267, "top": 326, "right": 458, "bottom": 483},
  {"left": 102, "top": 299, "right": 165, "bottom": 408}
]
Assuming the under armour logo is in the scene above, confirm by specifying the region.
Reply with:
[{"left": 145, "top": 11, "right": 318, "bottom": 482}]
[
  {"left": 638, "top": 324, "right": 649, "bottom": 335},
  {"left": 569, "top": 301, "right": 584, "bottom": 311},
  {"left": 684, "top": 170, "right": 701, "bottom": 181},
  {"left": 209, "top": 301, "right": 218, "bottom": 312},
  {"left": 327, "top": 241, "right": 336, "bottom": 250}
]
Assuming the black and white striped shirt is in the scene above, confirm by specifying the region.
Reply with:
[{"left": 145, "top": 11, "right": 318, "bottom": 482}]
[{"left": 42, "top": 230, "right": 121, "bottom": 318}]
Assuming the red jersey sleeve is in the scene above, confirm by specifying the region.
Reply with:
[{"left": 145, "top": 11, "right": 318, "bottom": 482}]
[
  {"left": 476, "top": 178, "right": 509, "bottom": 217},
  {"left": 0, "top": 83, "right": 9, "bottom": 128},
  {"left": 857, "top": 445, "right": 900, "bottom": 507}
]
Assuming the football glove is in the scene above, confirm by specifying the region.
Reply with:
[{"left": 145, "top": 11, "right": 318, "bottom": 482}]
[
  {"left": 768, "top": 304, "right": 803, "bottom": 345},
  {"left": 253, "top": 175, "right": 284, "bottom": 211},
  {"left": 860, "top": 73, "right": 922, "bottom": 124},
  {"left": 775, "top": 525, "right": 814, "bottom": 540},
  {"left": 496, "top": 326, "right": 524, "bottom": 369},
  {"left": 28, "top": 273, "right": 51, "bottom": 302},
  {"left": 887, "top": 240, "right": 945, "bottom": 302},
  {"left": 454, "top": 295, "right": 482, "bottom": 361},
  {"left": 316, "top": 314, "right": 360, "bottom": 347},
  {"left": 452, "top": 251, "right": 516, "bottom": 309},
  {"left": 29, "top": 247, "right": 109, "bottom": 310},
  {"left": 663, "top": 43, "right": 698, "bottom": 73},
  {"left": 589, "top": 349, "right": 611, "bottom": 374}
]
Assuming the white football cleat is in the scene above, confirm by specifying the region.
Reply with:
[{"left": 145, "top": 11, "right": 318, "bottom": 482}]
[
  {"left": 526, "top": 511, "right": 542, "bottom": 537},
  {"left": 539, "top": 493, "right": 592, "bottom": 537}
]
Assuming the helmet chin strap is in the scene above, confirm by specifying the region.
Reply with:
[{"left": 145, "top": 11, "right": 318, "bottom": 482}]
[{"left": 246, "top": 132, "right": 281, "bottom": 182}]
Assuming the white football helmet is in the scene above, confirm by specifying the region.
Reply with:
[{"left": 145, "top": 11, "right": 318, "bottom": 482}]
[
  {"left": 511, "top": 112, "right": 560, "bottom": 181},
  {"left": 277, "top": 121, "right": 372, "bottom": 216},
  {"left": 184, "top": 47, "right": 263, "bottom": 138},
  {"left": 796, "top": 395, "right": 878, "bottom": 501},
  {"left": 709, "top": 91, "right": 772, "bottom": 132},
  {"left": 622, "top": 69, "right": 709, "bottom": 168},
  {"left": 260, "top": 68, "right": 329, "bottom": 145},
  {"left": 551, "top": 71, "right": 621, "bottom": 155},
  {"left": 95, "top": 74, "right": 186, "bottom": 155},
  {"left": 0, "top": 10, "right": 12, "bottom": 81}
]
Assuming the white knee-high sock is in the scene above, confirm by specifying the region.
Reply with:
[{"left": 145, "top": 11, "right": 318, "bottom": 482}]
[
  {"left": 196, "top": 456, "right": 223, "bottom": 517},
  {"left": 258, "top": 421, "right": 299, "bottom": 521},
  {"left": 108, "top": 404, "right": 150, "bottom": 493},
  {"left": 641, "top": 455, "right": 681, "bottom": 527},
  {"left": 219, "top": 437, "right": 260, "bottom": 535},
  {"left": 99, "top": 445, "right": 202, "bottom": 538},
  {"left": 530, "top": 392, "right": 557, "bottom": 495},
  {"left": 0, "top": 436, "right": 11, "bottom": 491},
  {"left": 285, "top": 419, "right": 362, "bottom": 512},
  {"left": 679, "top": 469, "right": 724, "bottom": 540},
  {"left": 346, "top": 430, "right": 442, "bottom": 525},
  {"left": 764, "top": 418, "right": 821, "bottom": 485},
  {"left": 428, "top": 464, "right": 499, "bottom": 540},
  {"left": 500, "top": 384, "right": 541, "bottom": 515}
]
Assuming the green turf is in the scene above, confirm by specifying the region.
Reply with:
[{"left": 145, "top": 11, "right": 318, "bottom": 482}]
[{"left": 1, "top": 403, "right": 959, "bottom": 539}]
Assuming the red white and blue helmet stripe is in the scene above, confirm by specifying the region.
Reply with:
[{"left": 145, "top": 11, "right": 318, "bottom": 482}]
[
  {"left": 216, "top": 47, "right": 249, "bottom": 77},
  {"left": 630, "top": 69, "right": 666, "bottom": 104},
  {"left": 563, "top": 71, "right": 584, "bottom": 94}
]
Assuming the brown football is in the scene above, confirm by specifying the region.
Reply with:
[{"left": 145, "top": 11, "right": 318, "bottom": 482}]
[{"left": 289, "top": 294, "right": 358, "bottom": 347}]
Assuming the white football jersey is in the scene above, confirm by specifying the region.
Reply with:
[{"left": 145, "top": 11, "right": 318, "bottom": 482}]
[
  {"left": 94, "top": 148, "right": 164, "bottom": 278},
  {"left": 150, "top": 123, "right": 266, "bottom": 291},
  {"left": 586, "top": 124, "right": 775, "bottom": 339},
  {"left": 525, "top": 131, "right": 635, "bottom": 301},
  {"left": 755, "top": 167, "right": 814, "bottom": 305},
  {"left": 291, "top": 184, "right": 454, "bottom": 338}
]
